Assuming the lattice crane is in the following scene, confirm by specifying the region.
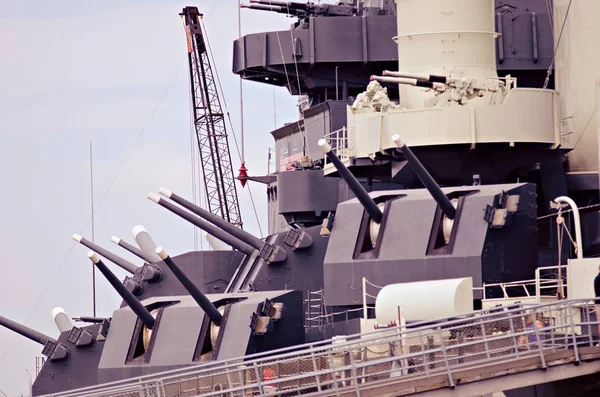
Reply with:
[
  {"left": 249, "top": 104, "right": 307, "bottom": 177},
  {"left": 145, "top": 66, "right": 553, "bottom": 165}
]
[{"left": 180, "top": 6, "right": 243, "bottom": 227}]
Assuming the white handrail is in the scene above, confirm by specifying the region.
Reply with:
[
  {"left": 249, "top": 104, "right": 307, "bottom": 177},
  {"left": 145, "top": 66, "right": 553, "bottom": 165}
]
[{"left": 554, "top": 196, "right": 583, "bottom": 259}]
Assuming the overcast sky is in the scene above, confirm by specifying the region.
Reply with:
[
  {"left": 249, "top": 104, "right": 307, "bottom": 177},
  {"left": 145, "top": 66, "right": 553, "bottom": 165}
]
[{"left": 0, "top": 1, "right": 299, "bottom": 395}]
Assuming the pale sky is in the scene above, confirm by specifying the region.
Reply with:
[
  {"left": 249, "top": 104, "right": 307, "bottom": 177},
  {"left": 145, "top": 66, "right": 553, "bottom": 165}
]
[{"left": 0, "top": 1, "right": 299, "bottom": 395}]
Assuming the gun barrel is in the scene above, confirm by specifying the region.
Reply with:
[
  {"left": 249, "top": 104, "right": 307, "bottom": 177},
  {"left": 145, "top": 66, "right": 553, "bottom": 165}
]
[
  {"left": 370, "top": 75, "right": 441, "bottom": 89},
  {"left": 392, "top": 135, "right": 456, "bottom": 219},
  {"left": 72, "top": 317, "right": 106, "bottom": 324},
  {"left": 250, "top": 0, "right": 308, "bottom": 8},
  {"left": 382, "top": 70, "right": 448, "bottom": 84},
  {"left": 132, "top": 226, "right": 162, "bottom": 263},
  {"left": 148, "top": 193, "right": 256, "bottom": 255},
  {"left": 52, "top": 307, "right": 73, "bottom": 333},
  {"left": 0, "top": 315, "right": 55, "bottom": 346},
  {"left": 87, "top": 252, "right": 155, "bottom": 329},
  {"left": 156, "top": 248, "right": 223, "bottom": 325},
  {"left": 241, "top": 3, "right": 285, "bottom": 12},
  {"left": 318, "top": 139, "right": 383, "bottom": 223},
  {"left": 157, "top": 188, "right": 264, "bottom": 250},
  {"left": 111, "top": 236, "right": 156, "bottom": 264},
  {"left": 73, "top": 234, "right": 138, "bottom": 274}
]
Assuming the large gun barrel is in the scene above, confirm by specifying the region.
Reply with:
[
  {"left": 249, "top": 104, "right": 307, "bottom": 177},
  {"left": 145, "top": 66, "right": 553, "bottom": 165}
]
[
  {"left": 382, "top": 70, "right": 448, "bottom": 84},
  {"left": 73, "top": 234, "right": 138, "bottom": 274},
  {"left": 156, "top": 247, "right": 222, "bottom": 325},
  {"left": 156, "top": 188, "right": 264, "bottom": 250},
  {"left": 318, "top": 139, "right": 383, "bottom": 223},
  {"left": 147, "top": 193, "right": 255, "bottom": 256},
  {"left": 111, "top": 236, "right": 156, "bottom": 264},
  {"left": 392, "top": 135, "right": 456, "bottom": 219},
  {"left": 132, "top": 226, "right": 162, "bottom": 263},
  {"left": 0, "top": 315, "right": 55, "bottom": 346},
  {"left": 87, "top": 252, "right": 155, "bottom": 329}
]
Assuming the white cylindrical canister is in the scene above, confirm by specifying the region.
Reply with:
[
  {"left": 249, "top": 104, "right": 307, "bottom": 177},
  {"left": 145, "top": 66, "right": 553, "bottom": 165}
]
[{"left": 375, "top": 277, "right": 473, "bottom": 322}]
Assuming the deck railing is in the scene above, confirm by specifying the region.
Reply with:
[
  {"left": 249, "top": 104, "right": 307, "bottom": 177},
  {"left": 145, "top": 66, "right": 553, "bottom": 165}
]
[{"left": 44, "top": 299, "right": 599, "bottom": 397}]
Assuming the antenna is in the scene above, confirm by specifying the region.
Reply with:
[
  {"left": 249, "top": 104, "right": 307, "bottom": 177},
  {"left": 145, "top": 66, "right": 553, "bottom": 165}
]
[{"left": 90, "top": 141, "right": 96, "bottom": 317}]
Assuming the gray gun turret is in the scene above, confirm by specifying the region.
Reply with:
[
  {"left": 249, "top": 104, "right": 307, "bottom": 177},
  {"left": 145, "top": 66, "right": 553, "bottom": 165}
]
[
  {"left": 156, "top": 247, "right": 223, "bottom": 325},
  {"left": 392, "top": 135, "right": 456, "bottom": 220},
  {"left": 153, "top": 189, "right": 287, "bottom": 263},
  {"left": 87, "top": 251, "right": 156, "bottom": 330},
  {"left": 318, "top": 139, "right": 384, "bottom": 223}
]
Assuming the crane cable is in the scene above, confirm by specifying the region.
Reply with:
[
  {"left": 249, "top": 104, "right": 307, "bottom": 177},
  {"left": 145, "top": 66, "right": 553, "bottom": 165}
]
[
  {"left": 266, "top": 0, "right": 310, "bottom": 161},
  {"left": 543, "top": 0, "right": 573, "bottom": 89},
  {"left": 201, "top": 18, "right": 264, "bottom": 237}
]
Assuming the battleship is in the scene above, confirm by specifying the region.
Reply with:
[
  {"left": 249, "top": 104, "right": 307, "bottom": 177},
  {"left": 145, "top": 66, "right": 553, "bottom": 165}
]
[{"left": 3, "top": 0, "right": 600, "bottom": 396}]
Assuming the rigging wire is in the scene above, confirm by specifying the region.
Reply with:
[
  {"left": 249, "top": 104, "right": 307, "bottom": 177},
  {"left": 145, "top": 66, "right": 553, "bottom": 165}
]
[
  {"left": 289, "top": 24, "right": 310, "bottom": 159},
  {"left": 538, "top": 202, "right": 600, "bottom": 220},
  {"left": 267, "top": 0, "right": 310, "bottom": 158},
  {"left": 238, "top": 0, "right": 245, "bottom": 164},
  {"left": 544, "top": 0, "right": 554, "bottom": 32},
  {"left": 188, "top": 60, "right": 200, "bottom": 251},
  {"left": 0, "top": 58, "right": 186, "bottom": 368},
  {"left": 543, "top": 0, "right": 573, "bottom": 89},
  {"left": 202, "top": 19, "right": 264, "bottom": 237},
  {"left": 572, "top": 108, "right": 597, "bottom": 150}
]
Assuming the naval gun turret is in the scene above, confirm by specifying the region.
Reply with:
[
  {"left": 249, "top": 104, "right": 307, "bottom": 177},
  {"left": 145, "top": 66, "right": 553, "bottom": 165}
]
[
  {"left": 318, "top": 133, "right": 538, "bottom": 324},
  {"left": 147, "top": 188, "right": 329, "bottom": 309},
  {"left": 0, "top": 308, "right": 108, "bottom": 395},
  {"left": 76, "top": 243, "right": 305, "bottom": 384}
]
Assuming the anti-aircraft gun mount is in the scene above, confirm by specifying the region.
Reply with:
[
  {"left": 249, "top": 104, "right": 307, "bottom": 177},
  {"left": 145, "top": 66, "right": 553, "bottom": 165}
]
[
  {"left": 371, "top": 71, "right": 506, "bottom": 106},
  {"left": 240, "top": 0, "right": 384, "bottom": 19}
]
